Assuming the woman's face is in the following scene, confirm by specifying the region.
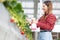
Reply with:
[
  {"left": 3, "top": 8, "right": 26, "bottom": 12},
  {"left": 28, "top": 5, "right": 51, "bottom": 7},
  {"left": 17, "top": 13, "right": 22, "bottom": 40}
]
[{"left": 42, "top": 4, "right": 48, "bottom": 12}]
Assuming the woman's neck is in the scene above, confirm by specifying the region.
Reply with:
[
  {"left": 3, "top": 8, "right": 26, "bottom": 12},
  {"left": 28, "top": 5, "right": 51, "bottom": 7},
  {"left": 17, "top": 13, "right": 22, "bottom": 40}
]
[{"left": 45, "top": 11, "right": 52, "bottom": 16}]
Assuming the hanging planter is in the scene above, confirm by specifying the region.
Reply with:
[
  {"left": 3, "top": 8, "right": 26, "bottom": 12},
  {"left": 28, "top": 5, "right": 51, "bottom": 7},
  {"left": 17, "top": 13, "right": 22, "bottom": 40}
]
[{"left": 3, "top": 0, "right": 33, "bottom": 40}]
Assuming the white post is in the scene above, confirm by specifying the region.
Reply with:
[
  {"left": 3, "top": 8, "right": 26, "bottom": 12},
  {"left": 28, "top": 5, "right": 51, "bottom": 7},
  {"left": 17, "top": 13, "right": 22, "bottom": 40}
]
[{"left": 40, "top": 0, "right": 43, "bottom": 17}]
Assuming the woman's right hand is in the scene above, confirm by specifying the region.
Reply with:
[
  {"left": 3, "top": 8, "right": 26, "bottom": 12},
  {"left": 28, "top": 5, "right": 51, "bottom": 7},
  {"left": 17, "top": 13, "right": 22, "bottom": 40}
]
[
  {"left": 31, "top": 18, "right": 38, "bottom": 24},
  {"left": 26, "top": 18, "right": 38, "bottom": 25}
]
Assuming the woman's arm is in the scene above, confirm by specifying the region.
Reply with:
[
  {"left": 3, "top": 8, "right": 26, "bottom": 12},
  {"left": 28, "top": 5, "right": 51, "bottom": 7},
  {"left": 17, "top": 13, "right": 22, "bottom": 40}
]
[{"left": 37, "top": 15, "right": 56, "bottom": 30}]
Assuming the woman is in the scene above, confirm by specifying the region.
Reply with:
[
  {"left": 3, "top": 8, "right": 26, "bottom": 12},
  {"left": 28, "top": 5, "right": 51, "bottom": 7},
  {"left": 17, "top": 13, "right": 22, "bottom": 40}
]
[{"left": 37, "top": 1, "right": 56, "bottom": 40}]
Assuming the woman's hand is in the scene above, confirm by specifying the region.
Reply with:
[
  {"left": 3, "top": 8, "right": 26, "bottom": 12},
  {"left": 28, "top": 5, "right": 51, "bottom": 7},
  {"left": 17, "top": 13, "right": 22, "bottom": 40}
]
[
  {"left": 31, "top": 18, "right": 38, "bottom": 23},
  {"left": 26, "top": 18, "right": 38, "bottom": 26}
]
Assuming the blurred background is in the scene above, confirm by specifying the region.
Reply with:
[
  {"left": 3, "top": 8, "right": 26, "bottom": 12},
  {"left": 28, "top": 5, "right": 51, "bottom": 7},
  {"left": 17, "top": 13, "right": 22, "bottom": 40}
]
[{"left": 0, "top": 0, "right": 60, "bottom": 40}]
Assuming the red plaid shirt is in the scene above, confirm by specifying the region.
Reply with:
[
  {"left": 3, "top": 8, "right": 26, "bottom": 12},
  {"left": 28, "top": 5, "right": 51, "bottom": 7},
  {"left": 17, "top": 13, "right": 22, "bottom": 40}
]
[{"left": 37, "top": 14, "right": 56, "bottom": 31}]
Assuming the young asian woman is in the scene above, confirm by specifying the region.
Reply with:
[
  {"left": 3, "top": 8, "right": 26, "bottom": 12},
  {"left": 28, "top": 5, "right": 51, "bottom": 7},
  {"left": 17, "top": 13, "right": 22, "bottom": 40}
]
[{"left": 37, "top": 1, "right": 57, "bottom": 40}]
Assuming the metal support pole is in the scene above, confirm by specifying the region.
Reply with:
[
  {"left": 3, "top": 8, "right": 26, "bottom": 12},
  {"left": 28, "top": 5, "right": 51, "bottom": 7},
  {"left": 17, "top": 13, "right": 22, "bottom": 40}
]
[
  {"left": 34, "top": 0, "right": 38, "bottom": 19},
  {"left": 57, "top": 32, "right": 59, "bottom": 40},
  {"left": 35, "top": 32, "right": 38, "bottom": 40},
  {"left": 33, "top": 0, "right": 39, "bottom": 40},
  {"left": 33, "top": 0, "right": 38, "bottom": 40}
]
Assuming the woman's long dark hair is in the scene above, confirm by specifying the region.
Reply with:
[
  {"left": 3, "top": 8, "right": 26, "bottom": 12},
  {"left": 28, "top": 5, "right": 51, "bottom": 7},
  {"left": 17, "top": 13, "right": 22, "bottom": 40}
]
[
  {"left": 44, "top": 1, "right": 52, "bottom": 14},
  {"left": 41, "top": 1, "right": 52, "bottom": 20}
]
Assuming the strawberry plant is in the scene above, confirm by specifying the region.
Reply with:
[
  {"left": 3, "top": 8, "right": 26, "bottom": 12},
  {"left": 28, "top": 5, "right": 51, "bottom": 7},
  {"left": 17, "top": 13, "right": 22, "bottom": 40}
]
[{"left": 3, "top": 0, "right": 33, "bottom": 40}]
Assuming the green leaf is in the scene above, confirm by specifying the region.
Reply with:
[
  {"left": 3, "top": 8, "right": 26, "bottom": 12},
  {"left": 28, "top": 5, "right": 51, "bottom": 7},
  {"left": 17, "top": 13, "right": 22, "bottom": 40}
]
[{"left": 13, "top": 3, "right": 23, "bottom": 13}]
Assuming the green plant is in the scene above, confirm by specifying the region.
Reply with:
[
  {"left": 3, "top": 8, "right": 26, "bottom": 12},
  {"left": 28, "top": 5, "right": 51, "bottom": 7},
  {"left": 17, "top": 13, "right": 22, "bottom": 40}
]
[
  {"left": 3, "top": 1, "right": 33, "bottom": 40},
  {"left": 58, "top": 38, "right": 60, "bottom": 40}
]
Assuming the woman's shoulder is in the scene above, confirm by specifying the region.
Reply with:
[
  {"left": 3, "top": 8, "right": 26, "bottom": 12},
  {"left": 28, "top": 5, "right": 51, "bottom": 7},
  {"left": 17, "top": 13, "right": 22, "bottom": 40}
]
[
  {"left": 47, "top": 14, "right": 56, "bottom": 19},
  {"left": 46, "top": 14, "right": 57, "bottom": 22}
]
